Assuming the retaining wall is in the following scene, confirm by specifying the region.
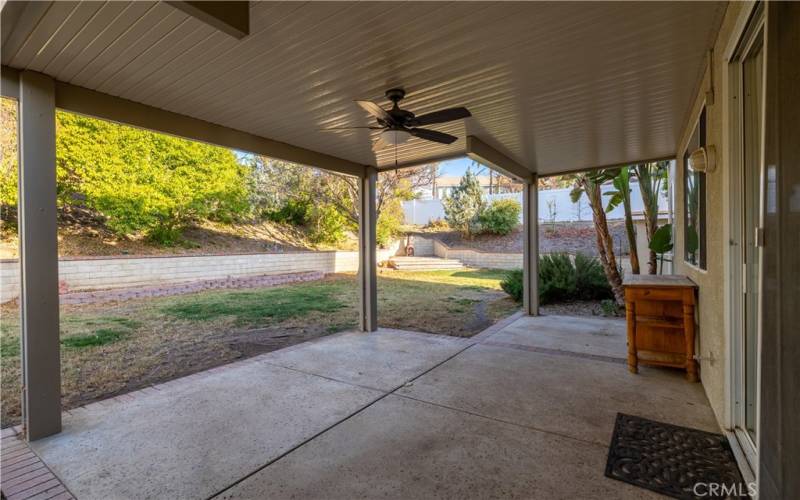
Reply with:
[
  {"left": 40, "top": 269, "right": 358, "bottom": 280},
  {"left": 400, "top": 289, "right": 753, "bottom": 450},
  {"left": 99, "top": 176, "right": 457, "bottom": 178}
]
[{"left": 0, "top": 240, "right": 402, "bottom": 303}]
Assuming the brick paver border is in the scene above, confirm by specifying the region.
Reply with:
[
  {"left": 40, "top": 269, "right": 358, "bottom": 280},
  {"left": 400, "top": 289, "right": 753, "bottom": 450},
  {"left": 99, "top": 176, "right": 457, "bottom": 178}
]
[{"left": 1, "top": 428, "right": 75, "bottom": 500}]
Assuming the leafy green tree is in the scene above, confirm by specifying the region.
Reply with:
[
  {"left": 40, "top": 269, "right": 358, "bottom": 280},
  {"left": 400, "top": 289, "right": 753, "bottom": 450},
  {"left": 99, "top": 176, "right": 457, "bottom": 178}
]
[
  {"left": 443, "top": 168, "right": 484, "bottom": 237},
  {"left": 246, "top": 155, "right": 435, "bottom": 247},
  {"left": 2, "top": 104, "right": 250, "bottom": 244},
  {"left": 55, "top": 113, "right": 249, "bottom": 244}
]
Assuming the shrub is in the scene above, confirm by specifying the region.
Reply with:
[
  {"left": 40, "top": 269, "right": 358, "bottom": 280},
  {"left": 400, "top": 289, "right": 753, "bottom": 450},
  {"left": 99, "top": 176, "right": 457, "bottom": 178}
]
[
  {"left": 306, "top": 204, "right": 348, "bottom": 245},
  {"left": 424, "top": 218, "right": 449, "bottom": 230},
  {"left": 499, "top": 252, "right": 612, "bottom": 305},
  {"left": 600, "top": 299, "right": 621, "bottom": 317},
  {"left": 538, "top": 253, "right": 577, "bottom": 304},
  {"left": 478, "top": 198, "right": 520, "bottom": 235},
  {"left": 574, "top": 253, "right": 613, "bottom": 300},
  {"left": 267, "top": 198, "right": 311, "bottom": 226},
  {"left": 500, "top": 269, "right": 524, "bottom": 302}
]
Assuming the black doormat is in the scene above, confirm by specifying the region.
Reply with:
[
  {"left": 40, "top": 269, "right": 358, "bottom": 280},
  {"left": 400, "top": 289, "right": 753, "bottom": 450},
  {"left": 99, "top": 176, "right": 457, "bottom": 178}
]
[{"left": 605, "top": 413, "right": 749, "bottom": 499}]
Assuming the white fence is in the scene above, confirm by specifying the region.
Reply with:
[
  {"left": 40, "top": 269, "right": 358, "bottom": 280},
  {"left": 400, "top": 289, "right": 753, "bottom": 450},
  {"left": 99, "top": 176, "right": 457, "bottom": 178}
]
[{"left": 403, "top": 183, "right": 669, "bottom": 225}]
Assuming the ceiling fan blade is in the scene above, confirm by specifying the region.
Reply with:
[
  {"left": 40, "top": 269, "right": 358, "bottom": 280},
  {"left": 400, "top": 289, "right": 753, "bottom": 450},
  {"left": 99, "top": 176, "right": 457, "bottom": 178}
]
[
  {"left": 408, "top": 107, "right": 471, "bottom": 126},
  {"left": 409, "top": 128, "right": 458, "bottom": 145},
  {"left": 320, "top": 126, "right": 383, "bottom": 131},
  {"left": 355, "top": 100, "right": 394, "bottom": 125}
]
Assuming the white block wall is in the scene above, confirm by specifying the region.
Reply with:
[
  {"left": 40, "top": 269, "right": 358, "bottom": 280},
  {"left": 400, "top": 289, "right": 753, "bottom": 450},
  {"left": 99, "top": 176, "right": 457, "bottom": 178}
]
[
  {"left": 431, "top": 239, "right": 522, "bottom": 269},
  {"left": 0, "top": 240, "right": 402, "bottom": 303}
]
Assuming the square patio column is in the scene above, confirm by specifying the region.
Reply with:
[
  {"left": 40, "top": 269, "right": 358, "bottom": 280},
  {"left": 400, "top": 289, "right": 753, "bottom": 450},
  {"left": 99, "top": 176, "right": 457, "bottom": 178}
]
[
  {"left": 18, "top": 71, "right": 62, "bottom": 440},
  {"left": 358, "top": 166, "right": 378, "bottom": 332},
  {"left": 522, "top": 175, "right": 539, "bottom": 315}
]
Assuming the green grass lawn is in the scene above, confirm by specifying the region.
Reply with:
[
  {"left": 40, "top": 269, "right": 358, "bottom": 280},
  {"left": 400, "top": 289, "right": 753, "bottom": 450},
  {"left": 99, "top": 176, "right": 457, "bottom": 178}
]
[{"left": 0, "top": 269, "right": 518, "bottom": 427}]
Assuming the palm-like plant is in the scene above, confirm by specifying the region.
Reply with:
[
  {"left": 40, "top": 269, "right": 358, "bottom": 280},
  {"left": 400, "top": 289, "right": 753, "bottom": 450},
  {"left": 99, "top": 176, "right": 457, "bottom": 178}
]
[
  {"left": 569, "top": 171, "right": 625, "bottom": 305},
  {"left": 603, "top": 167, "right": 640, "bottom": 275},
  {"left": 633, "top": 161, "right": 669, "bottom": 274}
]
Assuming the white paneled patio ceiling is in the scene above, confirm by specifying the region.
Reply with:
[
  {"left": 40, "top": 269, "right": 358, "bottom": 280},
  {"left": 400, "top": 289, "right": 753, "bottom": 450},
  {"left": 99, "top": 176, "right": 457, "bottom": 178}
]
[{"left": 2, "top": 1, "right": 726, "bottom": 176}]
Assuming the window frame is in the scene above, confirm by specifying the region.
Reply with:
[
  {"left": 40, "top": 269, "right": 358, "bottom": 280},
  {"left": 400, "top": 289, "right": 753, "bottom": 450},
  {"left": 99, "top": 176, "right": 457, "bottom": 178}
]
[{"left": 683, "top": 107, "right": 708, "bottom": 270}]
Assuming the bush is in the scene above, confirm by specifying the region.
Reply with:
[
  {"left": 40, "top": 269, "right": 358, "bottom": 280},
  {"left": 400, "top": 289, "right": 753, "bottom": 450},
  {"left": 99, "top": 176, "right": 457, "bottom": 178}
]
[
  {"left": 267, "top": 198, "right": 311, "bottom": 226},
  {"left": 574, "top": 253, "right": 613, "bottom": 300},
  {"left": 424, "top": 218, "right": 449, "bottom": 230},
  {"left": 500, "top": 269, "right": 524, "bottom": 301},
  {"left": 499, "top": 252, "right": 612, "bottom": 305},
  {"left": 306, "top": 204, "right": 348, "bottom": 245},
  {"left": 478, "top": 198, "right": 520, "bottom": 235},
  {"left": 538, "top": 253, "right": 577, "bottom": 304}
]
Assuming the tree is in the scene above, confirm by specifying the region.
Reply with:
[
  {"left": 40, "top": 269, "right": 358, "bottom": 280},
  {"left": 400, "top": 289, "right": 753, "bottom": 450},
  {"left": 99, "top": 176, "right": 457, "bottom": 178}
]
[
  {"left": 603, "top": 167, "right": 640, "bottom": 274},
  {"left": 633, "top": 161, "right": 669, "bottom": 274},
  {"left": 569, "top": 172, "right": 625, "bottom": 304},
  {"left": 54, "top": 113, "right": 250, "bottom": 244},
  {"left": 247, "top": 155, "right": 438, "bottom": 246},
  {"left": 443, "top": 168, "right": 484, "bottom": 237}
]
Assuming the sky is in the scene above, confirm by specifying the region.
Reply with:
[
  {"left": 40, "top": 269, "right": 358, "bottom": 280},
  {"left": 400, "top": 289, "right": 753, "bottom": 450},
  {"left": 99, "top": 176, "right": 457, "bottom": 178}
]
[{"left": 437, "top": 156, "right": 487, "bottom": 177}]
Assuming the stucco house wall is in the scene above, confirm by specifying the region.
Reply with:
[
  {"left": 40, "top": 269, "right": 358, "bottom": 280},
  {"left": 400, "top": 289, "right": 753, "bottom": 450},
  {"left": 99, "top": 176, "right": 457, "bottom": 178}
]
[{"left": 673, "top": 1, "right": 749, "bottom": 428}]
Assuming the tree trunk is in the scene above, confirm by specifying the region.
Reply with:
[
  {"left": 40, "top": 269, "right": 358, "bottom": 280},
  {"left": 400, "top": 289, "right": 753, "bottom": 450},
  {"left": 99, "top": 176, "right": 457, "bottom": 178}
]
[
  {"left": 585, "top": 182, "right": 625, "bottom": 304},
  {"left": 622, "top": 194, "right": 640, "bottom": 274}
]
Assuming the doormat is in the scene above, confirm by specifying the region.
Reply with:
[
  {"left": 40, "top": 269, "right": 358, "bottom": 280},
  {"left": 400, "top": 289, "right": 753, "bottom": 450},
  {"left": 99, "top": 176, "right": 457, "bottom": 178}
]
[{"left": 605, "top": 413, "right": 748, "bottom": 499}]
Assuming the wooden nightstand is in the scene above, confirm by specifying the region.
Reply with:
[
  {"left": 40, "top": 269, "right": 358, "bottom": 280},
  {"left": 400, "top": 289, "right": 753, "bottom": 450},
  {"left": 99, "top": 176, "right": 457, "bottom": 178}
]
[{"left": 622, "top": 274, "right": 699, "bottom": 382}]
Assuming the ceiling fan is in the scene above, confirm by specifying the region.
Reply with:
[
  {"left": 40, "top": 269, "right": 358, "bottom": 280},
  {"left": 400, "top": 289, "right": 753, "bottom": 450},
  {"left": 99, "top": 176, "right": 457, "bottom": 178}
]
[{"left": 322, "top": 88, "right": 471, "bottom": 151}]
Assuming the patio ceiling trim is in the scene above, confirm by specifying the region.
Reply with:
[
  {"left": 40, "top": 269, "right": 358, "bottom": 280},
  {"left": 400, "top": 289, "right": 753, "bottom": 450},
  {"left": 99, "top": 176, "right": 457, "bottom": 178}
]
[
  {"left": 535, "top": 154, "right": 677, "bottom": 178},
  {"left": 465, "top": 136, "right": 533, "bottom": 182},
  {"left": 1, "top": 66, "right": 367, "bottom": 178},
  {"left": 165, "top": 1, "right": 250, "bottom": 39},
  {"left": 1, "top": 66, "right": 19, "bottom": 100}
]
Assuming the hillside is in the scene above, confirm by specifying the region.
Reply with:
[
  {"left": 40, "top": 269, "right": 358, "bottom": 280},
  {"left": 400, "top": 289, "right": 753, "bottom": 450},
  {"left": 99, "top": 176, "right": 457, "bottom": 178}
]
[{"left": 0, "top": 209, "right": 357, "bottom": 259}]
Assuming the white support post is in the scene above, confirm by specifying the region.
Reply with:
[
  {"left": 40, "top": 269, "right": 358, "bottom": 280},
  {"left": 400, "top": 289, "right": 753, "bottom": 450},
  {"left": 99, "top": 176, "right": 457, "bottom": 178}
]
[
  {"left": 523, "top": 175, "right": 540, "bottom": 315},
  {"left": 18, "top": 71, "right": 61, "bottom": 440},
  {"left": 358, "top": 167, "right": 378, "bottom": 332}
]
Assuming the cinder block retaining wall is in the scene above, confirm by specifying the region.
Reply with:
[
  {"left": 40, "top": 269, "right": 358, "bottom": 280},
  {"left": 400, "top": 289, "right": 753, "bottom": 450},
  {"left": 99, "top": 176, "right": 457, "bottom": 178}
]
[
  {"left": 432, "top": 239, "right": 522, "bottom": 269},
  {"left": 0, "top": 240, "right": 402, "bottom": 303},
  {"left": 422, "top": 235, "right": 632, "bottom": 273}
]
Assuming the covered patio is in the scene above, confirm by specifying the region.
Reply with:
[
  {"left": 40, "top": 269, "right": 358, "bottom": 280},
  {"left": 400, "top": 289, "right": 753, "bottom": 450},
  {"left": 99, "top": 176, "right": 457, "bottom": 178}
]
[
  {"left": 14, "top": 315, "right": 715, "bottom": 499},
  {"left": 2, "top": 1, "right": 798, "bottom": 498}
]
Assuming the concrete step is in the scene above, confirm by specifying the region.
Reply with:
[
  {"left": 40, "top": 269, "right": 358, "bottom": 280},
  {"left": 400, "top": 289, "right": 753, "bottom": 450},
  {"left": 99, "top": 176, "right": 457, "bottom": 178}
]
[{"left": 388, "top": 257, "right": 465, "bottom": 271}]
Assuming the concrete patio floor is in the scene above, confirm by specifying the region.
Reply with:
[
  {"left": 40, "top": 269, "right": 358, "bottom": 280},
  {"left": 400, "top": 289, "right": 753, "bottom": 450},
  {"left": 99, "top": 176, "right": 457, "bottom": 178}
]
[{"left": 24, "top": 315, "right": 718, "bottom": 499}]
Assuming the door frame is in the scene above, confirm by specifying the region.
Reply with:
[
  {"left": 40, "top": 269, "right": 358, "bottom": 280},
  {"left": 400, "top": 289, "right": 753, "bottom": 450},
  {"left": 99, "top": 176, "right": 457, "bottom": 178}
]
[{"left": 724, "top": 1, "right": 764, "bottom": 478}]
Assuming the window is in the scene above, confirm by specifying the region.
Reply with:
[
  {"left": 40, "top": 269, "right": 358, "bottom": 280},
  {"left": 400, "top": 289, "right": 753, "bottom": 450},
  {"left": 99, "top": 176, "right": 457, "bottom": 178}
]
[{"left": 683, "top": 107, "right": 707, "bottom": 269}]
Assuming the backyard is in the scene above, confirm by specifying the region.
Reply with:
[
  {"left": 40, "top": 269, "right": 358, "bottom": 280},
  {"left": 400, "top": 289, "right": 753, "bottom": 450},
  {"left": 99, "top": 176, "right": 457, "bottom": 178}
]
[{"left": 0, "top": 269, "right": 520, "bottom": 427}]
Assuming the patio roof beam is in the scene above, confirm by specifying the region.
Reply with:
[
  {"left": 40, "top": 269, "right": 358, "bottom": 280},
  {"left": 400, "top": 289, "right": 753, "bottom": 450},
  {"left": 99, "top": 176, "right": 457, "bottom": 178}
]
[
  {"left": 1, "top": 65, "right": 19, "bottom": 100},
  {"left": 0, "top": 67, "right": 365, "bottom": 178},
  {"left": 165, "top": 2, "right": 250, "bottom": 39},
  {"left": 466, "top": 136, "right": 533, "bottom": 183}
]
